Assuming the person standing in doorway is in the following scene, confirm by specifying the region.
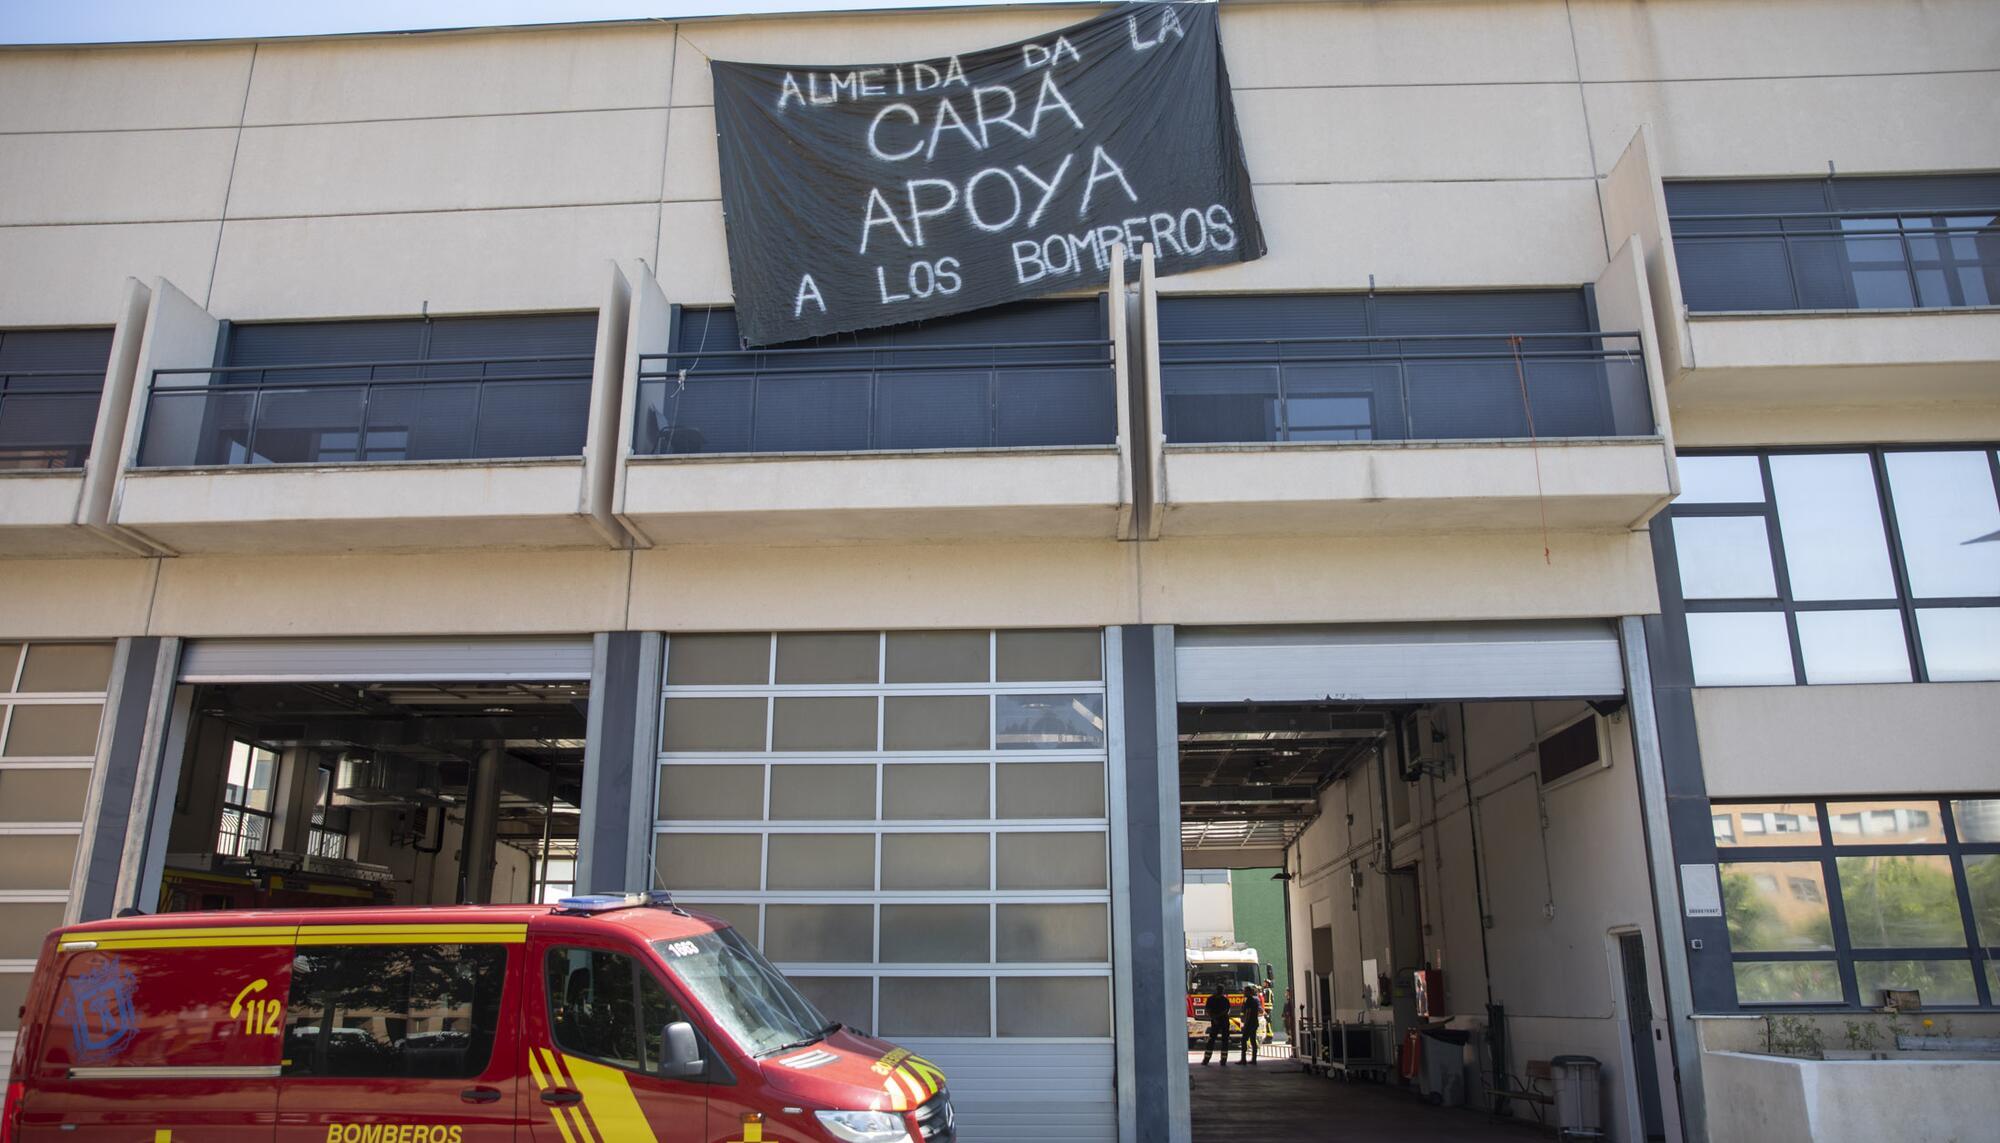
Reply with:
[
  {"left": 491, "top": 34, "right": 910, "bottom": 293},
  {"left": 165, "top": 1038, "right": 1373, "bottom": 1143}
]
[
  {"left": 1200, "top": 985, "right": 1233, "bottom": 1065},
  {"left": 1238, "top": 987, "right": 1264, "bottom": 1064}
]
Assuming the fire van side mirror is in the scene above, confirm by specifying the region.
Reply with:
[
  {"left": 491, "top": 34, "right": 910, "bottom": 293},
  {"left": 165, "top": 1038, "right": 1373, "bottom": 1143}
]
[{"left": 661, "top": 1021, "right": 705, "bottom": 1080}]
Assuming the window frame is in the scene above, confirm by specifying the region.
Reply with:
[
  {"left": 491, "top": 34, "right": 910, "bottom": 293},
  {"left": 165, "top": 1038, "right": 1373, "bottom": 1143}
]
[
  {"left": 1669, "top": 445, "right": 2000, "bottom": 686},
  {"left": 542, "top": 943, "right": 688, "bottom": 1076},
  {"left": 217, "top": 739, "right": 281, "bottom": 859},
  {"left": 1713, "top": 794, "right": 1999, "bottom": 1011}
]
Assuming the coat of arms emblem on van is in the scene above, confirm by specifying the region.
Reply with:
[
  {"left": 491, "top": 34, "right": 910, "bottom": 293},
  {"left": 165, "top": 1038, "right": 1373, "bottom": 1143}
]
[{"left": 61, "top": 956, "right": 139, "bottom": 1061}]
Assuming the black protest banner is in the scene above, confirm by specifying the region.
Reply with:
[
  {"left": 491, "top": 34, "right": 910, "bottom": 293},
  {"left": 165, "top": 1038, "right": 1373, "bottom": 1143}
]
[{"left": 710, "top": 1, "right": 1264, "bottom": 346}]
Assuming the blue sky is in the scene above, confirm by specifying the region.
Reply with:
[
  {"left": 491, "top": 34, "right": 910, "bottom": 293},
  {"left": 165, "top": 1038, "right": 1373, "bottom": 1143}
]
[{"left": 0, "top": 0, "right": 1088, "bottom": 46}]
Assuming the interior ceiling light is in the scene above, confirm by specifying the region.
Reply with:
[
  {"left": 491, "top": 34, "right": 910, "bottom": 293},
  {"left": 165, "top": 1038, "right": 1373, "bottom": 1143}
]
[{"left": 483, "top": 707, "right": 513, "bottom": 714}]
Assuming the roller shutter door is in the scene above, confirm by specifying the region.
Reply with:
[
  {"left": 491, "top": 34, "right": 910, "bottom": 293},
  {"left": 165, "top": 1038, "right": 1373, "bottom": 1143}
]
[
  {"left": 177, "top": 637, "right": 593, "bottom": 683},
  {"left": 1176, "top": 622, "right": 1624, "bottom": 703}
]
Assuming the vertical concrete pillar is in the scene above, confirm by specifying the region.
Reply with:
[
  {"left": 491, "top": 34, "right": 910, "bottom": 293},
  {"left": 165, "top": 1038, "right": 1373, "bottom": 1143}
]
[
  {"left": 73, "top": 637, "right": 171, "bottom": 921},
  {"left": 1107, "top": 625, "right": 1190, "bottom": 1143},
  {"left": 577, "top": 631, "right": 663, "bottom": 894},
  {"left": 461, "top": 743, "right": 504, "bottom": 903}
]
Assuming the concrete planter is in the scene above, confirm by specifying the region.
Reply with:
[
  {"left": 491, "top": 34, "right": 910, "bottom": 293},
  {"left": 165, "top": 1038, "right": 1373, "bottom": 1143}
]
[{"left": 1703, "top": 1050, "right": 2000, "bottom": 1143}]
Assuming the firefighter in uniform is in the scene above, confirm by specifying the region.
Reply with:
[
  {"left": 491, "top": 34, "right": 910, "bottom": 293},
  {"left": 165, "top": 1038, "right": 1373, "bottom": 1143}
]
[
  {"left": 1237, "top": 986, "right": 1264, "bottom": 1064},
  {"left": 1199, "top": 985, "right": 1233, "bottom": 1065}
]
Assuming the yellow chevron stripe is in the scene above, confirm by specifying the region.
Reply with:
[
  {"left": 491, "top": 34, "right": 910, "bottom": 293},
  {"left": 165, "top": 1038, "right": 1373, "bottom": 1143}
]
[
  {"left": 527, "top": 1048, "right": 552, "bottom": 1090},
  {"left": 561, "top": 1053, "right": 658, "bottom": 1143},
  {"left": 546, "top": 1105, "right": 581, "bottom": 1143},
  {"left": 906, "top": 1056, "right": 948, "bottom": 1095}
]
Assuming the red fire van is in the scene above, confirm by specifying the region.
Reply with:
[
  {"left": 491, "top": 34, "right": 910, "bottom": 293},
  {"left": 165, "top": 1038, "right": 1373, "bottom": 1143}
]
[{"left": 2, "top": 894, "right": 953, "bottom": 1143}]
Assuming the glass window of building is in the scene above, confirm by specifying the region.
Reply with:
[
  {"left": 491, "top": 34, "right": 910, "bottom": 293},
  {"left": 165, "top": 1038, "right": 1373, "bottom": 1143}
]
[
  {"left": 1668, "top": 448, "right": 2000, "bottom": 685},
  {"left": 218, "top": 741, "right": 280, "bottom": 858},
  {"left": 1714, "top": 795, "right": 1998, "bottom": 1009}
]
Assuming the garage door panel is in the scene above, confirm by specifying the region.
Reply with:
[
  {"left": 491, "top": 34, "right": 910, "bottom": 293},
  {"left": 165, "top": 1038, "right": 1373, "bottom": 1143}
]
[
  {"left": 178, "top": 637, "right": 592, "bottom": 682},
  {"left": 1176, "top": 622, "right": 1624, "bottom": 702}
]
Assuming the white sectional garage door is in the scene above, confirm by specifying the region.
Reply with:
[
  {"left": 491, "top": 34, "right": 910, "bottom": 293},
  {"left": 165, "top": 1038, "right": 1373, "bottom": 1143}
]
[
  {"left": 1176, "top": 621, "right": 1626, "bottom": 702},
  {"left": 652, "top": 630, "right": 1116, "bottom": 1142},
  {"left": 177, "top": 637, "right": 593, "bottom": 683}
]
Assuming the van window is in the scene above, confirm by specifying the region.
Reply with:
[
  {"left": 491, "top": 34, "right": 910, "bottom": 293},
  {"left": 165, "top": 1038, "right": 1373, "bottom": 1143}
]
[
  {"left": 544, "top": 948, "right": 683, "bottom": 1073},
  {"left": 283, "top": 944, "right": 506, "bottom": 1078}
]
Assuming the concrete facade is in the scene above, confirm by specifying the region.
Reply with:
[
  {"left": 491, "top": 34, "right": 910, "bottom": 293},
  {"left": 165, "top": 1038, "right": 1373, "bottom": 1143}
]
[{"left": 2, "top": 3, "right": 1997, "bottom": 1141}]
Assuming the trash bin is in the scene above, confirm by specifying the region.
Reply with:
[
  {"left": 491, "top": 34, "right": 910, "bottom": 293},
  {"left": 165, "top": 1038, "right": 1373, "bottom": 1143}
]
[
  {"left": 1550, "top": 1054, "right": 1604, "bottom": 1140},
  {"left": 1417, "top": 1028, "right": 1469, "bottom": 1106}
]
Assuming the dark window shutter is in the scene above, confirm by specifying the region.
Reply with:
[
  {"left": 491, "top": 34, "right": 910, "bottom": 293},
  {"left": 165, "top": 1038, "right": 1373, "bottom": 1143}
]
[{"left": 0, "top": 328, "right": 114, "bottom": 468}]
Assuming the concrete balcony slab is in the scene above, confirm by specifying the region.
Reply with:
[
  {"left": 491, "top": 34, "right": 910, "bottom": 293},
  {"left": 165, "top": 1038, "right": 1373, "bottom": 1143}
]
[
  {"left": 1158, "top": 438, "right": 1675, "bottom": 538},
  {"left": 618, "top": 447, "right": 1125, "bottom": 545},
  {"left": 110, "top": 458, "right": 607, "bottom": 555},
  {"left": 0, "top": 472, "right": 131, "bottom": 557},
  {"left": 1675, "top": 307, "right": 2000, "bottom": 407}
]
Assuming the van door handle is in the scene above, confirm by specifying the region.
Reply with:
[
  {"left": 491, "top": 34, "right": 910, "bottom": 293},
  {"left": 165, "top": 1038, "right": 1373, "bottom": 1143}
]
[
  {"left": 540, "top": 1089, "right": 583, "bottom": 1106},
  {"left": 460, "top": 1087, "right": 503, "bottom": 1104}
]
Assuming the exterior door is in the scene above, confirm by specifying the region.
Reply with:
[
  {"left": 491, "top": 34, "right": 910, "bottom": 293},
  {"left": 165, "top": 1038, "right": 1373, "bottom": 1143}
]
[
  {"left": 275, "top": 941, "right": 523, "bottom": 1142},
  {"left": 525, "top": 939, "right": 705, "bottom": 1143},
  {"left": 1618, "top": 932, "right": 1668, "bottom": 1142}
]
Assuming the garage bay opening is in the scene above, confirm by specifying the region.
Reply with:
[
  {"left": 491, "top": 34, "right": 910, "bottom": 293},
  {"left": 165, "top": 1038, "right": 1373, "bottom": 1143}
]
[
  {"left": 152, "top": 668, "right": 587, "bottom": 912},
  {"left": 1175, "top": 625, "right": 1677, "bottom": 1143}
]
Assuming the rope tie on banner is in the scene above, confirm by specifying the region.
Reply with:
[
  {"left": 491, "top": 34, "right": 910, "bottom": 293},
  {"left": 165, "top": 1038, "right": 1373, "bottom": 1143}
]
[{"left": 1509, "top": 335, "right": 1552, "bottom": 566}]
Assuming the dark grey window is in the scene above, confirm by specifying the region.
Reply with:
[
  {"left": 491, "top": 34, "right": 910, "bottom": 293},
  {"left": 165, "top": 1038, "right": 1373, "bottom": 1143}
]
[
  {"left": 0, "top": 328, "right": 112, "bottom": 470},
  {"left": 1714, "top": 796, "right": 2000, "bottom": 1010},
  {"left": 635, "top": 299, "right": 1115, "bottom": 455},
  {"left": 1666, "top": 175, "right": 2000, "bottom": 313},
  {"left": 283, "top": 943, "right": 508, "bottom": 1077},
  {"left": 1668, "top": 448, "right": 2000, "bottom": 686},
  {"left": 544, "top": 946, "right": 685, "bottom": 1073},
  {"left": 1156, "top": 290, "right": 1652, "bottom": 443},
  {"left": 139, "top": 313, "right": 597, "bottom": 466}
]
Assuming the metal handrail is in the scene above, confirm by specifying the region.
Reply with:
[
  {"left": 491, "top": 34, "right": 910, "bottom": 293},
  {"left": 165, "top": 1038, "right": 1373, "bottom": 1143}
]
[
  {"left": 1668, "top": 204, "right": 1999, "bottom": 311},
  {"left": 140, "top": 353, "right": 594, "bottom": 466},
  {"left": 1666, "top": 203, "right": 2000, "bottom": 223},
  {"left": 0, "top": 369, "right": 105, "bottom": 393},
  {"left": 1158, "top": 329, "right": 1652, "bottom": 442},
  {"left": 633, "top": 339, "right": 1118, "bottom": 455}
]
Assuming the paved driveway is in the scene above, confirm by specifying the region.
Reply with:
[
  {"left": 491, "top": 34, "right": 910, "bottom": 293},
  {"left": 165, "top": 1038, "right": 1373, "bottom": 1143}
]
[{"left": 1189, "top": 1056, "right": 1553, "bottom": 1142}]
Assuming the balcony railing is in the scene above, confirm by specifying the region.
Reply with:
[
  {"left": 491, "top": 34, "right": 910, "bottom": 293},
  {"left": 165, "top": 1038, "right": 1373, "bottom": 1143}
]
[
  {"left": 634, "top": 339, "right": 1117, "bottom": 456},
  {"left": 1669, "top": 206, "right": 2000, "bottom": 313},
  {"left": 1159, "top": 331, "right": 1652, "bottom": 444},
  {"left": 0, "top": 369, "right": 101, "bottom": 470},
  {"left": 138, "top": 355, "right": 593, "bottom": 468}
]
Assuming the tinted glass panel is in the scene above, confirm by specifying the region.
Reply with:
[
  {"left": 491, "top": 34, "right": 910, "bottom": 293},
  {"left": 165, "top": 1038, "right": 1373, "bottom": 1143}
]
[
  {"left": 1964, "top": 854, "right": 2000, "bottom": 945},
  {"left": 772, "top": 698, "right": 877, "bottom": 751},
  {"left": 884, "top": 631, "right": 989, "bottom": 683},
  {"left": 1826, "top": 800, "right": 1944, "bottom": 845},
  {"left": 995, "top": 694, "right": 1105, "bottom": 750},
  {"left": 0, "top": 767, "right": 92, "bottom": 821},
  {"left": 1796, "top": 610, "right": 1911, "bottom": 684},
  {"left": 1853, "top": 960, "right": 1978, "bottom": 1007},
  {"left": 1769, "top": 455, "right": 1897, "bottom": 601},
  {"left": 655, "top": 833, "right": 761, "bottom": 891},
  {"left": 1838, "top": 855, "right": 1965, "bottom": 948},
  {"left": 1952, "top": 799, "right": 2000, "bottom": 844},
  {"left": 1917, "top": 608, "right": 2000, "bottom": 681},
  {"left": 880, "top": 833, "right": 988, "bottom": 890},
  {"left": 1677, "top": 456, "right": 1766, "bottom": 504},
  {"left": 997, "top": 903, "right": 1109, "bottom": 962},
  {"left": 1672, "top": 517, "right": 1777, "bottom": 599},
  {"left": 764, "top": 904, "right": 873, "bottom": 963},
  {"left": 0, "top": 903, "right": 64, "bottom": 959},
  {"left": 769, "top": 765, "right": 875, "bottom": 820},
  {"left": 543, "top": 947, "right": 679, "bottom": 1073},
  {"left": 995, "top": 762, "right": 1106, "bottom": 818},
  {"left": 667, "top": 634, "right": 771, "bottom": 685},
  {"left": 766, "top": 834, "right": 875, "bottom": 890},
  {"left": 1732, "top": 960, "right": 1842, "bottom": 1005},
  {"left": 658, "top": 764, "right": 764, "bottom": 820},
  {"left": 0, "top": 834, "right": 77, "bottom": 890},
  {"left": 1686, "top": 613, "right": 1794, "bottom": 686},
  {"left": 880, "top": 905, "right": 989, "bottom": 963},
  {"left": 883, "top": 763, "right": 988, "bottom": 820},
  {"left": 17, "top": 644, "right": 113, "bottom": 692},
  {"left": 1721, "top": 861, "right": 1833, "bottom": 951},
  {"left": 996, "top": 832, "right": 1106, "bottom": 890},
  {"left": 661, "top": 698, "right": 767, "bottom": 752},
  {"left": 883, "top": 696, "right": 988, "bottom": 751},
  {"left": 775, "top": 633, "right": 878, "bottom": 684},
  {"left": 996, "top": 630, "right": 1101, "bottom": 682},
  {"left": 1885, "top": 452, "right": 2000, "bottom": 599},
  {"left": 996, "top": 977, "right": 1109, "bottom": 1037},
  {"left": 1714, "top": 803, "right": 1822, "bottom": 848},
  {"left": 285, "top": 944, "right": 506, "bottom": 1077},
  {"left": 878, "top": 977, "right": 988, "bottom": 1037}
]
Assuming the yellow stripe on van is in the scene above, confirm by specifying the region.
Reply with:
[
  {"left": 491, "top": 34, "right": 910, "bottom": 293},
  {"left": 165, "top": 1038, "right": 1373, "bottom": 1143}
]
[
  {"left": 59, "top": 926, "right": 299, "bottom": 951},
  {"left": 561, "top": 1053, "right": 658, "bottom": 1143},
  {"left": 296, "top": 924, "right": 528, "bottom": 946}
]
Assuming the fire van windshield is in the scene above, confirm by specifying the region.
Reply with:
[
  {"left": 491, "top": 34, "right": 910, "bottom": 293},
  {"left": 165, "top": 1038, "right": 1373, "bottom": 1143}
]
[{"left": 654, "top": 928, "right": 832, "bottom": 1058}]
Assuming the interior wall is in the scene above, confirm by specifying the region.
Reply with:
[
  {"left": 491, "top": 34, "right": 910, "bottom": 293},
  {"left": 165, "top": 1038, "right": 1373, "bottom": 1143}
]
[{"left": 1285, "top": 699, "right": 1664, "bottom": 1140}]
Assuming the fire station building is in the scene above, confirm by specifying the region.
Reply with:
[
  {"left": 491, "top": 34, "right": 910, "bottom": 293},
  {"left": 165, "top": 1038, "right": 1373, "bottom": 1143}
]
[{"left": 1, "top": 2, "right": 1997, "bottom": 1141}]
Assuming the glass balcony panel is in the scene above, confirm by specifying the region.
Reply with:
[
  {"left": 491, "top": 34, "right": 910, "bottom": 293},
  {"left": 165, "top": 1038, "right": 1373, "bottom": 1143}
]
[
  {"left": 1162, "top": 365, "right": 1280, "bottom": 443},
  {"left": 752, "top": 373, "right": 872, "bottom": 452},
  {"left": 874, "top": 370, "right": 990, "bottom": 450},
  {"left": 995, "top": 367, "right": 1116, "bottom": 446},
  {"left": 0, "top": 391, "right": 98, "bottom": 469},
  {"left": 473, "top": 379, "right": 589, "bottom": 458}
]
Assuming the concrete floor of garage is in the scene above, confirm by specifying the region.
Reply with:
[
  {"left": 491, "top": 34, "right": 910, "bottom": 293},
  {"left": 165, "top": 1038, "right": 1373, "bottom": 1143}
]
[{"left": 1188, "top": 1056, "right": 1554, "bottom": 1142}]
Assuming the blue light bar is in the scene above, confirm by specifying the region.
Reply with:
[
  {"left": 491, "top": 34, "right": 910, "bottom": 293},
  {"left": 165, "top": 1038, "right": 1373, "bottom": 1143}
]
[{"left": 553, "top": 891, "right": 682, "bottom": 915}]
